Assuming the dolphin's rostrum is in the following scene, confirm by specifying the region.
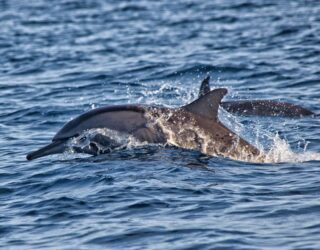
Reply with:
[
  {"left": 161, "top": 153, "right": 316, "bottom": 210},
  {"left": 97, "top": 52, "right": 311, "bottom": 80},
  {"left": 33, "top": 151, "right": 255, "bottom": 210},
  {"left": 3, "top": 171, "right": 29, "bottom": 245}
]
[{"left": 27, "top": 87, "right": 264, "bottom": 162}]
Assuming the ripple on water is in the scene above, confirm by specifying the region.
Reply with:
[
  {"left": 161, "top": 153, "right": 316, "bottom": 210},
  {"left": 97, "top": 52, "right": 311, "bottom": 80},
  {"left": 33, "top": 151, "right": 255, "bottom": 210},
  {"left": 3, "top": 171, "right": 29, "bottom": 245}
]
[{"left": 1, "top": 0, "right": 320, "bottom": 249}]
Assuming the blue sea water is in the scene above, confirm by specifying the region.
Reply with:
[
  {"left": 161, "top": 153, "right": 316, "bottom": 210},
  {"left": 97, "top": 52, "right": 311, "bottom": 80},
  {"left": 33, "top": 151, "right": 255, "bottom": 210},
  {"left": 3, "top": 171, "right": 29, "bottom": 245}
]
[{"left": 1, "top": 0, "right": 320, "bottom": 249}]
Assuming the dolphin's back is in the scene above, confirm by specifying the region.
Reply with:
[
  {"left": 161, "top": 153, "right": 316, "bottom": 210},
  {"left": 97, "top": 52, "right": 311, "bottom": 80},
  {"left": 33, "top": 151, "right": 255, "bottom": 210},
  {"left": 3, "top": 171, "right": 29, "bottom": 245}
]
[{"left": 53, "top": 105, "right": 148, "bottom": 141}]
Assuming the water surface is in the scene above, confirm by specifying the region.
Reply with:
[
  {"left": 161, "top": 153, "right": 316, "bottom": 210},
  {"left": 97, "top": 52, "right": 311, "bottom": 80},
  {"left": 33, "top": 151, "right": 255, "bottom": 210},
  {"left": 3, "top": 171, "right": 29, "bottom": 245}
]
[{"left": 1, "top": 0, "right": 320, "bottom": 249}]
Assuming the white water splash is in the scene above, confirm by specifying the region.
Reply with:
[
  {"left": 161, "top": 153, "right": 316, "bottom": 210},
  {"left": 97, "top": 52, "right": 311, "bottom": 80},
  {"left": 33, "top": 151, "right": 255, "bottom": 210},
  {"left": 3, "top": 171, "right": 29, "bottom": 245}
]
[
  {"left": 219, "top": 107, "right": 320, "bottom": 163},
  {"left": 67, "top": 128, "right": 149, "bottom": 154},
  {"left": 262, "top": 133, "right": 320, "bottom": 163}
]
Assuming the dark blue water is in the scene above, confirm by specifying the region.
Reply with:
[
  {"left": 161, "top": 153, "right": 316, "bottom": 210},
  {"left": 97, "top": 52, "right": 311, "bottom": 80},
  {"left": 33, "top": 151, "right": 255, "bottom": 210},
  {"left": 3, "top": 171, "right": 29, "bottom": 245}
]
[{"left": 1, "top": 0, "right": 320, "bottom": 249}]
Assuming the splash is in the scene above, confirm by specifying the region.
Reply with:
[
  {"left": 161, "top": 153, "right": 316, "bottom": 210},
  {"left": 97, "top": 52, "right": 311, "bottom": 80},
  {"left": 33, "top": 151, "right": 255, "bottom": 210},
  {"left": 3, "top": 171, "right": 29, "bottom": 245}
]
[
  {"left": 262, "top": 133, "right": 320, "bottom": 163},
  {"left": 66, "top": 128, "right": 149, "bottom": 155},
  {"left": 219, "top": 107, "right": 320, "bottom": 163}
]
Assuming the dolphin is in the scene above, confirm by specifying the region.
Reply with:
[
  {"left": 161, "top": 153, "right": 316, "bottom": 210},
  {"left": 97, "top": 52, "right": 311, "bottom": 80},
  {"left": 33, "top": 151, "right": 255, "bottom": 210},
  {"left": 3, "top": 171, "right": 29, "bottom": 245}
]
[
  {"left": 199, "top": 76, "right": 315, "bottom": 117},
  {"left": 26, "top": 88, "right": 264, "bottom": 162}
]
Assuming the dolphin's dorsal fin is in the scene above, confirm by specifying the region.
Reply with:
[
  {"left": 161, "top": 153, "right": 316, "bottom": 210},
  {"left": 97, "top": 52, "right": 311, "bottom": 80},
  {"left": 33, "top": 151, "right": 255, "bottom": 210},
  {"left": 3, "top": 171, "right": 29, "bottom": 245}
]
[
  {"left": 183, "top": 88, "right": 228, "bottom": 120},
  {"left": 198, "top": 76, "right": 211, "bottom": 97}
]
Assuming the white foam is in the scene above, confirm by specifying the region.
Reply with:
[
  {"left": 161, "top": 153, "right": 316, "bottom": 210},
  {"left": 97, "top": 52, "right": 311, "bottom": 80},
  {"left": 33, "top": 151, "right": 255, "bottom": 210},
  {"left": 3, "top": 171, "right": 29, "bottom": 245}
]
[
  {"left": 262, "top": 133, "right": 320, "bottom": 163},
  {"left": 67, "top": 128, "right": 148, "bottom": 153}
]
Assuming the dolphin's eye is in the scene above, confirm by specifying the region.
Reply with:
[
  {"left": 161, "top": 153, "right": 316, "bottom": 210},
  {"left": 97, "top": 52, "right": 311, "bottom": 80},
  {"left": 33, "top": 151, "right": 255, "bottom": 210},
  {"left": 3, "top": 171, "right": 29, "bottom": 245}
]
[{"left": 79, "top": 136, "right": 86, "bottom": 142}]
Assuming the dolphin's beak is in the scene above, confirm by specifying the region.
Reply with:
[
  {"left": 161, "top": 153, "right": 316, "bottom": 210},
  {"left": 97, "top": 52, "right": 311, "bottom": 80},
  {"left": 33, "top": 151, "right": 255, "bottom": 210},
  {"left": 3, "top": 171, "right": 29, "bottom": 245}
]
[{"left": 26, "top": 140, "right": 67, "bottom": 161}]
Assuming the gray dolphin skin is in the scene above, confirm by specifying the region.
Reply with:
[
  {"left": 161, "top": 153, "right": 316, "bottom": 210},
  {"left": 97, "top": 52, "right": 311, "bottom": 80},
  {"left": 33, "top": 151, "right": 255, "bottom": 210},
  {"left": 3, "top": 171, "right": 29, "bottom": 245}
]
[
  {"left": 27, "top": 87, "right": 264, "bottom": 162},
  {"left": 200, "top": 76, "right": 314, "bottom": 117}
]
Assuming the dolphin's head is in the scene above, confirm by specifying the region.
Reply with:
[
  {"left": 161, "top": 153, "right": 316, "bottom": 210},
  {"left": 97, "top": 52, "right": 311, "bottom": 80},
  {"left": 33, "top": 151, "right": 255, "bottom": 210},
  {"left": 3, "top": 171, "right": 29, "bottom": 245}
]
[
  {"left": 26, "top": 113, "right": 86, "bottom": 161},
  {"left": 26, "top": 105, "right": 148, "bottom": 160},
  {"left": 26, "top": 112, "right": 89, "bottom": 161},
  {"left": 26, "top": 107, "right": 109, "bottom": 161}
]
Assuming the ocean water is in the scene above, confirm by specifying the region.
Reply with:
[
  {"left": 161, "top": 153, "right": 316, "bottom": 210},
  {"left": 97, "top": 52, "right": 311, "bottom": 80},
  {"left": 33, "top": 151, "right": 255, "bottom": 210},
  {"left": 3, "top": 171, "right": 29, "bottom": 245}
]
[{"left": 1, "top": 0, "right": 320, "bottom": 249}]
